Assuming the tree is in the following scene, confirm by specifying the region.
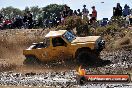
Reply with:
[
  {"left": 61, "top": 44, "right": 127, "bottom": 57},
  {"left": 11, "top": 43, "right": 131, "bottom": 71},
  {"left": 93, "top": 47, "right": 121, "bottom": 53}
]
[
  {"left": 42, "top": 4, "right": 64, "bottom": 19},
  {"left": 30, "top": 6, "right": 41, "bottom": 20},
  {"left": 0, "top": 6, "right": 22, "bottom": 19}
]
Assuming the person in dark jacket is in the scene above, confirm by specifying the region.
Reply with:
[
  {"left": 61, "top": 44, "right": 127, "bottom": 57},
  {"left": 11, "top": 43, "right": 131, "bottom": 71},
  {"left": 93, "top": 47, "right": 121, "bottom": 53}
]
[
  {"left": 115, "top": 3, "right": 122, "bottom": 16},
  {"left": 122, "top": 4, "right": 130, "bottom": 17},
  {"left": 77, "top": 9, "right": 82, "bottom": 17},
  {"left": 27, "top": 11, "right": 33, "bottom": 29},
  {"left": 23, "top": 13, "right": 28, "bottom": 29}
]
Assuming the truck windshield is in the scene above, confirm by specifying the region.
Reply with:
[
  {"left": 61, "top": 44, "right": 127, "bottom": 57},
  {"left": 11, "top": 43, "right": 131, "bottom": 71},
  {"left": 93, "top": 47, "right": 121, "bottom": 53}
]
[{"left": 63, "top": 31, "right": 76, "bottom": 42}]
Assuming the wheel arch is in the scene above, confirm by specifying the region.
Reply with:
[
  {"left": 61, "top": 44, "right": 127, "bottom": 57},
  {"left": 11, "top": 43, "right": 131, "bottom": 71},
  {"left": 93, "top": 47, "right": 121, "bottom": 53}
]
[{"left": 75, "top": 47, "right": 91, "bottom": 59}]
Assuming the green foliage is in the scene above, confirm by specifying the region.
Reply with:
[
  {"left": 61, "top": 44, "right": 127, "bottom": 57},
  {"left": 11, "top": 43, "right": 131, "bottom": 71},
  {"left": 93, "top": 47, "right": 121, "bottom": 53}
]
[
  {"left": 42, "top": 4, "right": 64, "bottom": 19},
  {"left": 30, "top": 6, "right": 41, "bottom": 20},
  {"left": 65, "top": 16, "right": 76, "bottom": 30},
  {"left": 0, "top": 6, "right": 22, "bottom": 19},
  {"left": 93, "top": 23, "right": 122, "bottom": 37},
  {"left": 56, "top": 25, "right": 68, "bottom": 30},
  {"left": 0, "top": 4, "right": 64, "bottom": 20},
  {"left": 110, "top": 16, "right": 126, "bottom": 27},
  {"left": 64, "top": 16, "right": 89, "bottom": 36}
]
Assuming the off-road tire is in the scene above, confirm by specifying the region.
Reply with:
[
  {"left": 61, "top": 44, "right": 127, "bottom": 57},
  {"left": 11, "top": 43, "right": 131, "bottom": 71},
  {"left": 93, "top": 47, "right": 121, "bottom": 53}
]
[
  {"left": 23, "top": 55, "right": 40, "bottom": 65},
  {"left": 76, "top": 49, "right": 98, "bottom": 65},
  {"left": 77, "top": 76, "right": 87, "bottom": 85}
]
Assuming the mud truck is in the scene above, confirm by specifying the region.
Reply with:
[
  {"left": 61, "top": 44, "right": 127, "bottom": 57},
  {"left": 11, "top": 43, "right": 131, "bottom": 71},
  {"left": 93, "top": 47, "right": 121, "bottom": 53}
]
[{"left": 23, "top": 30, "right": 105, "bottom": 64}]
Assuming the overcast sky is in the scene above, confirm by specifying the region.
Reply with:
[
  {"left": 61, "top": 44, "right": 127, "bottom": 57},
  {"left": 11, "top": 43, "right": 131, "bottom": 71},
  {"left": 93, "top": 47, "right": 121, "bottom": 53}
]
[{"left": 0, "top": 0, "right": 132, "bottom": 20}]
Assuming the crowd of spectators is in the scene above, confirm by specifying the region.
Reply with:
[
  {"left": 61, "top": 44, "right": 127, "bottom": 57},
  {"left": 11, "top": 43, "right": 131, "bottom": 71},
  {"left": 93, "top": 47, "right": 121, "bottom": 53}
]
[
  {"left": 0, "top": 4, "right": 98, "bottom": 30},
  {"left": 0, "top": 11, "right": 34, "bottom": 29},
  {"left": 60, "top": 5, "right": 97, "bottom": 25},
  {"left": 113, "top": 3, "right": 132, "bottom": 25},
  {"left": 100, "top": 3, "right": 132, "bottom": 27},
  {"left": 113, "top": 3, "right": 131, "bottom": 17},
  {"left": 1, "top": 3, "right": 132, "bottom": 30}
]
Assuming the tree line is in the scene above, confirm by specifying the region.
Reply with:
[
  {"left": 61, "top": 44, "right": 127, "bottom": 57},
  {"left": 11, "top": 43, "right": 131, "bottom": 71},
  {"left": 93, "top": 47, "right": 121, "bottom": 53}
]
[{"left": 0, "top": 4, "right": 64, "bottom": 20}]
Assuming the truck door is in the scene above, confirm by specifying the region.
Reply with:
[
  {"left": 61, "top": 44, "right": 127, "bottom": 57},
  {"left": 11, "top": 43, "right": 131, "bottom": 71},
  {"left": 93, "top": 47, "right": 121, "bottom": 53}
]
[{"left": 51, "top": 37, "right": 69, "bottom": 60}]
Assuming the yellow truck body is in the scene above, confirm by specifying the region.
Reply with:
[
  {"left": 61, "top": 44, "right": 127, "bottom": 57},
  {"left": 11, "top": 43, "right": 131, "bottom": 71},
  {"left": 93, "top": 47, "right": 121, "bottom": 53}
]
[{"left": 23, "top": 30, "right": 105, "bottom": 63}]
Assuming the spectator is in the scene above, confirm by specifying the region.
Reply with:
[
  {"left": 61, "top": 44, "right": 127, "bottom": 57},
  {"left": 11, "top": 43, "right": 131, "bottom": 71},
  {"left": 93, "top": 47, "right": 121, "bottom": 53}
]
[
  {"left": 77, "top": 9, "right": 82, "bottom": 17},
  {"left": 130, "top": 9, "right": 132, "bottom": 15},
  {"left": 89, "top": 14, "right": 92, "bottom": 24},
  {"left": 113, "top": 7, "right": 116, "bottom": 16},
  {"left": 101, "top": 18, "right": 108, "bottom": 26},
  {"left": 61, "top": 15, "right": 64, "bottom": 25},
  {"left": 68, "top": 9, "right": 73, "bottom": 16},
  {"left": 82, "top": 5, "right": 89, "bottom": 19},
  {"left": 62, "top": 5, "right": 69, "bottom": 18},
  {"left": 45, "top": 18, "right": 49, "bottom": 28},
  {"left": 129, "top": 14, "right": 132, "bottom": 25},
  {"left": 74, "top": 10, "right": 77, "bottom": 16},
  {"left": 27, "top": 11, "right": 33, "bottom": 29},
  {"left": 0, "top": 14, "right": 3, "bottom": 22},
  {"left": 4, "top": 18, "right": 12, "bottom": 29},
  {"left": 56, "top": 16, "right": 61, "bottom": 27},
  {"left": 23, "top": 13, "right": 28, "bottom": 29},
  {"left": 48, "top": 16, "right": 53, "bottom": 29},
  {"left": 90, "top": 6, "right": 97, "bottom": 24},
  {"left": 115, "top": 3, "right": 122, "bottom": 16},
  {"left": 67, "top": 6, "right": 72, "bottom": 16},
  {"left": 14, "top": 15, "right": 23, "bottom": 29},
  {"left": 122, "top": 4, "right": 130, "bottom": 17}
]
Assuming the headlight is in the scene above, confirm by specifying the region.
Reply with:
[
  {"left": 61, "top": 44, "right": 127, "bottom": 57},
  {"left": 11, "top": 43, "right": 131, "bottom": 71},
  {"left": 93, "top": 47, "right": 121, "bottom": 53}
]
[{"left": 98, "top": 40, "right": 105, "bottom": 47}]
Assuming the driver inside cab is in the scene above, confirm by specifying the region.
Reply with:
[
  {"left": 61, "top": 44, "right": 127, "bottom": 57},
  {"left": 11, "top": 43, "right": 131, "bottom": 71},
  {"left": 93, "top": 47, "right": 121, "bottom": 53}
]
[{"left": 52, "top": 37, "right": 66, "bottom": 47}]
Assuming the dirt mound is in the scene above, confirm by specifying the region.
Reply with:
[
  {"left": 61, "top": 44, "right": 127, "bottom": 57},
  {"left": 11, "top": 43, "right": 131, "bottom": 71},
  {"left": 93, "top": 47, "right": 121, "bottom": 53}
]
[
  {"left": 105, "top": 29, "right": 132, "bottom": 50},
  {"left": 114, "top": 31, "right": 132, "bottom": 49},
  {"left": 0, "top": 60, "right": 16, "bottom": 72}
]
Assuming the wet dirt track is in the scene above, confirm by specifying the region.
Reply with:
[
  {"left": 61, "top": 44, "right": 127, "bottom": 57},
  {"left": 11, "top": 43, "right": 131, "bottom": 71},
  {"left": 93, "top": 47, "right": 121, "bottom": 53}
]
[
  {"left": 0, "top": 49, "right": 131, "bottom": 88},
  {"left": 0, "top": 29, "right": 132, "bottom": 87}
]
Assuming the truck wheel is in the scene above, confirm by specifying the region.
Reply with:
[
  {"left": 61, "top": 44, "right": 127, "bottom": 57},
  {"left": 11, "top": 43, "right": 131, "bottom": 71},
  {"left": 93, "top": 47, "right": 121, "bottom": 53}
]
[
  {"left": 23, "top": 55, "right": 40, "bottom": 65},
  {"left": 77, "top": 76, "right": 87, "bottom": 85},
  {"left": 76, "top": 50, "right": 97, "bottom": 65}
]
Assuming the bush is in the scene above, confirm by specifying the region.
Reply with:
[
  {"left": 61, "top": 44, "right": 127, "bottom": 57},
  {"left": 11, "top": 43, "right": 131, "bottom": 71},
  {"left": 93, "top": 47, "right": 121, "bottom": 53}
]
[
  {"left": 63, "top": 16, "right": 89, "bottom": 36},
  {"left": 95, "top": 23, "right": 121, "bottom": 36},
  {"left": 65, "top": 16, "right": 76, "bottom": 29},
  {"left": 56, "top": 25, "right": 68, "bottom": 30},
  {"left": 110, "top": 16, "right": 126, "bottom": 27}
]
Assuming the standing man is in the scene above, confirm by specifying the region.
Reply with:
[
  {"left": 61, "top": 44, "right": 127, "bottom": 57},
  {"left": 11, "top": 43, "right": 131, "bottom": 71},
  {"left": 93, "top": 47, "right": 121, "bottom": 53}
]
[
  {"left": 122, "top": 4, "right": 130, "bottom": 17},
  {"left": 115, "top": 3, "right": 122, "bottom": 16},
  {"left": 62, "top": 5, "right": 68, "bottom": 18},
  {"left": 77, "top": 9, "right": 82, "bottom": 17},
  {"left": 23, "top": 13, "right": 28, "bottom": 29},
  {"left": 90, "top": 6, "right": 97, "bottom": 24},
  {"left": 82, "top": 5, "right": 89, "bottom": 19},
  {"left": 27, "top": 11, "right": 33, "bottom": 29}
]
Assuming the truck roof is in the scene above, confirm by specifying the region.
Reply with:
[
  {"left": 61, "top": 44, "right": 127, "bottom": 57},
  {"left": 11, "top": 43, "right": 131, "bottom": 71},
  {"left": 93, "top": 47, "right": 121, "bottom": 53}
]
[
  {"left": 71, "top": 36, "right": 101, "bottom": 43},
  {"left": 45, "top": 30, "right": 67, "bottom": 38}
]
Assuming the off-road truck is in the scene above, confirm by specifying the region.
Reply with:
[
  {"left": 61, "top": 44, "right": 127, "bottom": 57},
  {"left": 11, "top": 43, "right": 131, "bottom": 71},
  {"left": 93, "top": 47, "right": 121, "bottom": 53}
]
[{"left": 23, "top": 30, "right": 105, "bottom": 64}]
